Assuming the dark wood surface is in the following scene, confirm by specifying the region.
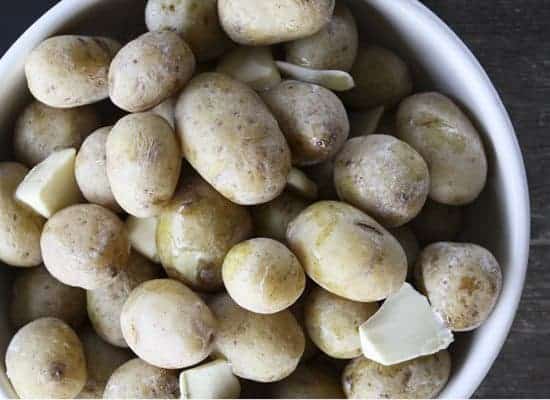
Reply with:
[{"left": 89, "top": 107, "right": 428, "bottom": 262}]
[{"left": 0, "top": 1, "right": 548, "bottom": 398}]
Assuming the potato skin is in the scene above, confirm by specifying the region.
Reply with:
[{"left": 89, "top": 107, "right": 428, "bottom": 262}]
[
  {"left": 262, "top": 80, "right": 349, "bottom": 166},
  {"left": 396, "top": 92, "right": 488, "bottom": 205},
  {"left": 267, "top": 364, "right": 344, "bottom": 399},
  {"left": 287, "top": 201, "right": 407, "bottom": 302},
  {"left": 411, "top": 199, "right": 463, "bottom": 244},
  {"left": 175, "top": 73, "right": 291, "bottom": 205},
  {"left": 209, "top": 294, "right": 305, "bottom": 382},
  {"left": 40, "top": 204, "right": 130, "bottom": 290},
  {"left": 157, "top": 177, "right": 252, "bottom": 291},
  {"left": 25, "top": 35, "right": 121, "bottom": 108},
  {"left": 218, "top": 0, "right": 335, "bottom": 46},
  {"left": 415, "top": 242, "right": 502, "bottom": 331},
  {"left": 106, "top": 113, "right": 182, "bottom": 218}
]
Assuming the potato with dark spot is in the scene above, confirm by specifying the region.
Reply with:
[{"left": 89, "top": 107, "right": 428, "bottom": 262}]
[
  {"left": 267, "top": 364, "right": 344, "bottom": 399},
  {"left": 411, "top": 199, "right": 463, "bottom": 244}
]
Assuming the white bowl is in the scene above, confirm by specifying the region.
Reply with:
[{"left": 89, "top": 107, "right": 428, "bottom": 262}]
[{"left": 0, "top": 0, "right": 530, "bottom": 398}]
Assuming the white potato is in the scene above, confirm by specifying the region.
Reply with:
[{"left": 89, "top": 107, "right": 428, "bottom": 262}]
[
  {"left": 126, "top": 216, "right": 160, "bottom": 263},
  {"left": 150, "top": 97, "right": 176, "bottom": 129}
]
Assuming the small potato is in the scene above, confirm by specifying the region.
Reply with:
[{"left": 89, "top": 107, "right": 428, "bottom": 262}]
[
  {"left": 285, "top": 3, "right": 358, "bottom": 71},
  {"left": 120, "top": 279, "right": 217, "bottom": 369},
  {"left": 103, "top": 358, "right": 179, "bottom": 399},
  {"left": 40, "top": 204, "right": 130, "bottom": 290},
  {"left": 334, "top": 135, "right": 430, "bottom": 227},
  {"left": 389, "top": 225, "right": 420, "bottom": 277},
  {"left": 305, "top": 287, "right": 378, "bottom": 359},
  {"left": 287, "top": 201, "right": 407, "bottom": 302},
  {"left": 14, "top": 101, "right": 100, "bottom": 167},
  {"left": 150, "top": 96, "right": 176, "bottom": 129},
  {"left": 126, "top": 216, "right": 160, "bottom": 263},
  {"left": 87, "top": 252, "right": 160, "bottom": 347},
  {"left": 157, "top": 177, "right": 252, "bottom": 291},
  {"left": 25, "top": 35, "right": 121, "bottom": 108},
  {"left": 262, "top": 80, "right": 349, "bottom": 166},
  {"left": 342, "top": 351, "right": 451, "bottom": 399},
  {"left": 267, "top": 364, "right": 344, "bottom": 399},
  {"left": 396, "top": 92, "right": 488, "bottom": 205},
  {"left": 10, "top": 266, "right": 86, "bottom": 329},
  {"left": 218, "top": 0, "right": 335, "bottom": 46},
  {"left": 222, "top": 238, "right": 306, "bottom": 314},
  {"left": 106, "top": 113, "right": 182, "bottom": 217},
  {"left": 6, "top": 318, "right": 87, "bottom": 399},
  {"left": 410, "top": 199, "right": 463, "bottom": 244},
  {"left": 0, "top": 162, "right": 45, "bottom": 267},
  {"left": 176, "top": 73, "right": 291, "bottom": 205},
  {"left": 109, "top": 31, "right": 195, "bottom": 112},
  {"left": 209, "top": 294, "right": 304, "bottom": 382},
  {"left": 415, "top": 242, "right": 502, "bottom": 331},
  {"left": 341, "top": 46, "right": 413, "bottom": 110}
]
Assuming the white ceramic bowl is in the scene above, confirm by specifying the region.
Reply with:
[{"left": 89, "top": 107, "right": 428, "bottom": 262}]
[{"left": 0, "top": 0, "right": 530, "bottom": 398}]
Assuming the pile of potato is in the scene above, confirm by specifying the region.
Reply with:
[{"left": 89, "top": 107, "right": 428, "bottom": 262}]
[{"left": 0, "top": 0, "right": 503, "bottom": 399}]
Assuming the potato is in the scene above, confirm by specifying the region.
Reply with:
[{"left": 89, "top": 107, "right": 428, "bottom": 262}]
[
  {"left": 334, "top": 135, "right": 430, "bottom": 227},
  {"left": 222, "top": 238, "right": 306, "bottom": 314},
  {"left": 5, "top": 318, "right": 87, "bottom": 399},
  {"left": 175, "top": 73, "right": 291, "bottom": 205},
  {"left": 267, "top": 364, "right": 344, "bottom": 399},
  {"left": 157, "top": 176, "right": 252, "bottom": 291},
  {"left": 109, "top": 31, "right": 195, "bottom": 112},
  {"left": 305, "top": 286, "right": 378, "bottom": 359},
  {"left": 126, "top": 216, "right": 160, "bottom": 263},
  {"left": 179, "top": 359, "right": 241, "bottom": 399},
  {"left": 40, "top": 204, "right": 130, "bottom": 290},
  {"left": 389, "top": 225, "right": 419, "bottom": 277},
  {"left": 145, "top": 0, "right": 231, "bottom": 62},
  {"left": 341, "top": 46, "right": 413, "bottom": 110},
  {"left": 10, "top": 266, "right": 86, "bottom": 329},
  {"left": 14, "top": 101, "right": 100, "bottom": 166},
  {"left": 396, "top": 92, "right": 488, "bottom": 205},
  {"left": 342, "top": 351, "right": 451, "bottom": 399},
  {"left": 150, "top": 96, "right": 176, "bottom": 129},
  {"left": 106, "top": 113, "right": 182, "bottom": 217},
  {"left": 0, "top": 162, "right": 45, "bottom": 267},
  {"left": 87, "top": 252, "right": 159, "bottom": 347},
  {"left": 286, "top": 201, "right": 407, "bottom": 302},
  {"left": 262, "top": 80, "right": 349, "bottom": 166},
  {"left": 218, "top": 0, "right": 335, "bottom": 46},
  {"left": 285, "top": 2, "right": 358, "bottom": 71},
  {"left": 410, "top": 199, "right": 463, "bottom": 244},
  {"left": 120, "top": 279, "right": 217, "bottom": 369},
  {"left": 415, "top": 242, "right": 502, "bottom": 331},
  {"left": 103, "top": 358, "right": 179, "bottom": 399},
  {"left": 289, "top": 296, "right": 319, "bottom": 361},
  {"left": 25, "top": 35, "right": 121, "bottom": 108},
  {"left": 209, "top": 294, "right": 304, "bottom": 382}
]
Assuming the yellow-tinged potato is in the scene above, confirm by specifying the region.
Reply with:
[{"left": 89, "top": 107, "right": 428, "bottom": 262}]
[
  {"left": 286, "top": 201, "right": 407, "bottom": 302},
  {"left": 410, "top": 199, "right": 463, "bottom": 244},
  {"left": 25, "top": 35, "right": 121, "bottom": 108},
  {"left": 106, "top": 113, "right": 182, "bottom": 218},
  {"left": 175, "top": 73, "right": 291, "bottom": 205},
  {"left": 389, "top": 225, "right": 420, "bottom": 278},
  {"left": 126, "top": 216, "right": 160, "bottom": 263},
  {"left": 267, "top": 364, "right": 344, "bottom": 399}
]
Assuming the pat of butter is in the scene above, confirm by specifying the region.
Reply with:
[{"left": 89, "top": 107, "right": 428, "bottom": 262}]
[
  {"left": 180, "top": 359, "right": 240, "bottom": 399},
  {"left": 126, "top": 215, "right": 160, "bottom": 263},
  {"left": 359, "top": 282, "right": 453, "bottom": 366}
]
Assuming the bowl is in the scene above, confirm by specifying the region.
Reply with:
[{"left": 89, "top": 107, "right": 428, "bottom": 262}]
[{"left": 0, "top": 0, "right": 530, "bottom": 398}]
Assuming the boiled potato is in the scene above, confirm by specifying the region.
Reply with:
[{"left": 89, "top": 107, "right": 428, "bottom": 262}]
[
  {"left": 14, "top": 101, "right": 100, "bottom": 166},
  {"left": 157, "top": 176, "right": 252, "bottom": 291},
  {"left": 389, "top": 225, "right": 419, "bottom": 277},
  {"left": 150, "top": 96, "right": 176, "bottom": 129},
  {"left": 286, "top": 201, "right": 407, "bottom": 302},
  {"left": 262, "top": 80, "right": 349, "bottom": 166},
  {"left": 267, "top": 364, "right": 344, "bottom": 399},
  {"left": 222, "top": 238, "right": 306, "bottom": 314},
  {"left": 415, "top": 242, "right": 502, "bottom": 331},
  {"left": 285, "top": 2, "right": 358, "bottom": 71},
  {"left": 218, "top": 0, "right": 335, "bottom": 45},
  {"left": 175, "top": 73, "right": 291, "bottom": 205},
  {"left": 0, "top": 162, "right": 45, "bottom": 267},
  {"left": 120, "top": 279, "right": 217, "bottom": 369},
  {"left": 109, "top": 31, "right": 195, "bottom": 112},
  {"left": 25, "top": 35, "right": 121, "bottom": 108},
  {"left": 10, "top": 266, "right": 86, "bottom": 329},
  {"left": 103, "top": 358, "right": 179, "bottom": 399},
  {"left": 276, "top": 61, "right": 355, "bottom": 92},
  {"left": 334, "top": 135, "right": 430, "bottom": 227},
  {"left": 305, "top": 286, "right": 378, "bottom": 359},
  {"left": 396, "top": 92, "right": 488, "bottom": 205},
  {"left": 5, "top": 318, "right": 87, "bottom": 399},
  {"left": 179, "top": 359, "right": 241, "bottom": 399},
  {"left": 209, "top": 294, "right": 304, "bottom": 382},
  {"left": 126, "top": 216, "right": 160, "bottom": 263},
  {"left": 40, "top": 204, "right": 130, "bottom": 290},
  {"left": 87, "top": 252, "right": 159, "bottom": 347},
  {"left": 410, "top": 199, "right": 463, "bottom": 243},
  {"left": 342, "top": 351, "right": 451, "bottom": 399},
  {"left": 341, "top": 45, "right": 413, "bottom": 110},
  {"left": 106, "top": 113, "right": 182, "bottom": 217}
]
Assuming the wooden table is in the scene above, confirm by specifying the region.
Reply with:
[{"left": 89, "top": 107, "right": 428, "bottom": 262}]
[{"left": 1, "top": 1, "right": 548, "bottom": 397}]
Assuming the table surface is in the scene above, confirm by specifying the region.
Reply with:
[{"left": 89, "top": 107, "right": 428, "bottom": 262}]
[{"left": 0, "top": 1, "right": 548, "bottom": 398}]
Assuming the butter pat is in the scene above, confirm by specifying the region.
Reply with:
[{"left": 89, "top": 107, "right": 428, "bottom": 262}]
[
  {"left": 126, "top": 216, "right": 160, "bottom": 263},
  {"left": 179, "top": 359, "right": 240, "bottom": 399},
  {"left": 359, "top": 282, "right": 453, "bottom": 366}
]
